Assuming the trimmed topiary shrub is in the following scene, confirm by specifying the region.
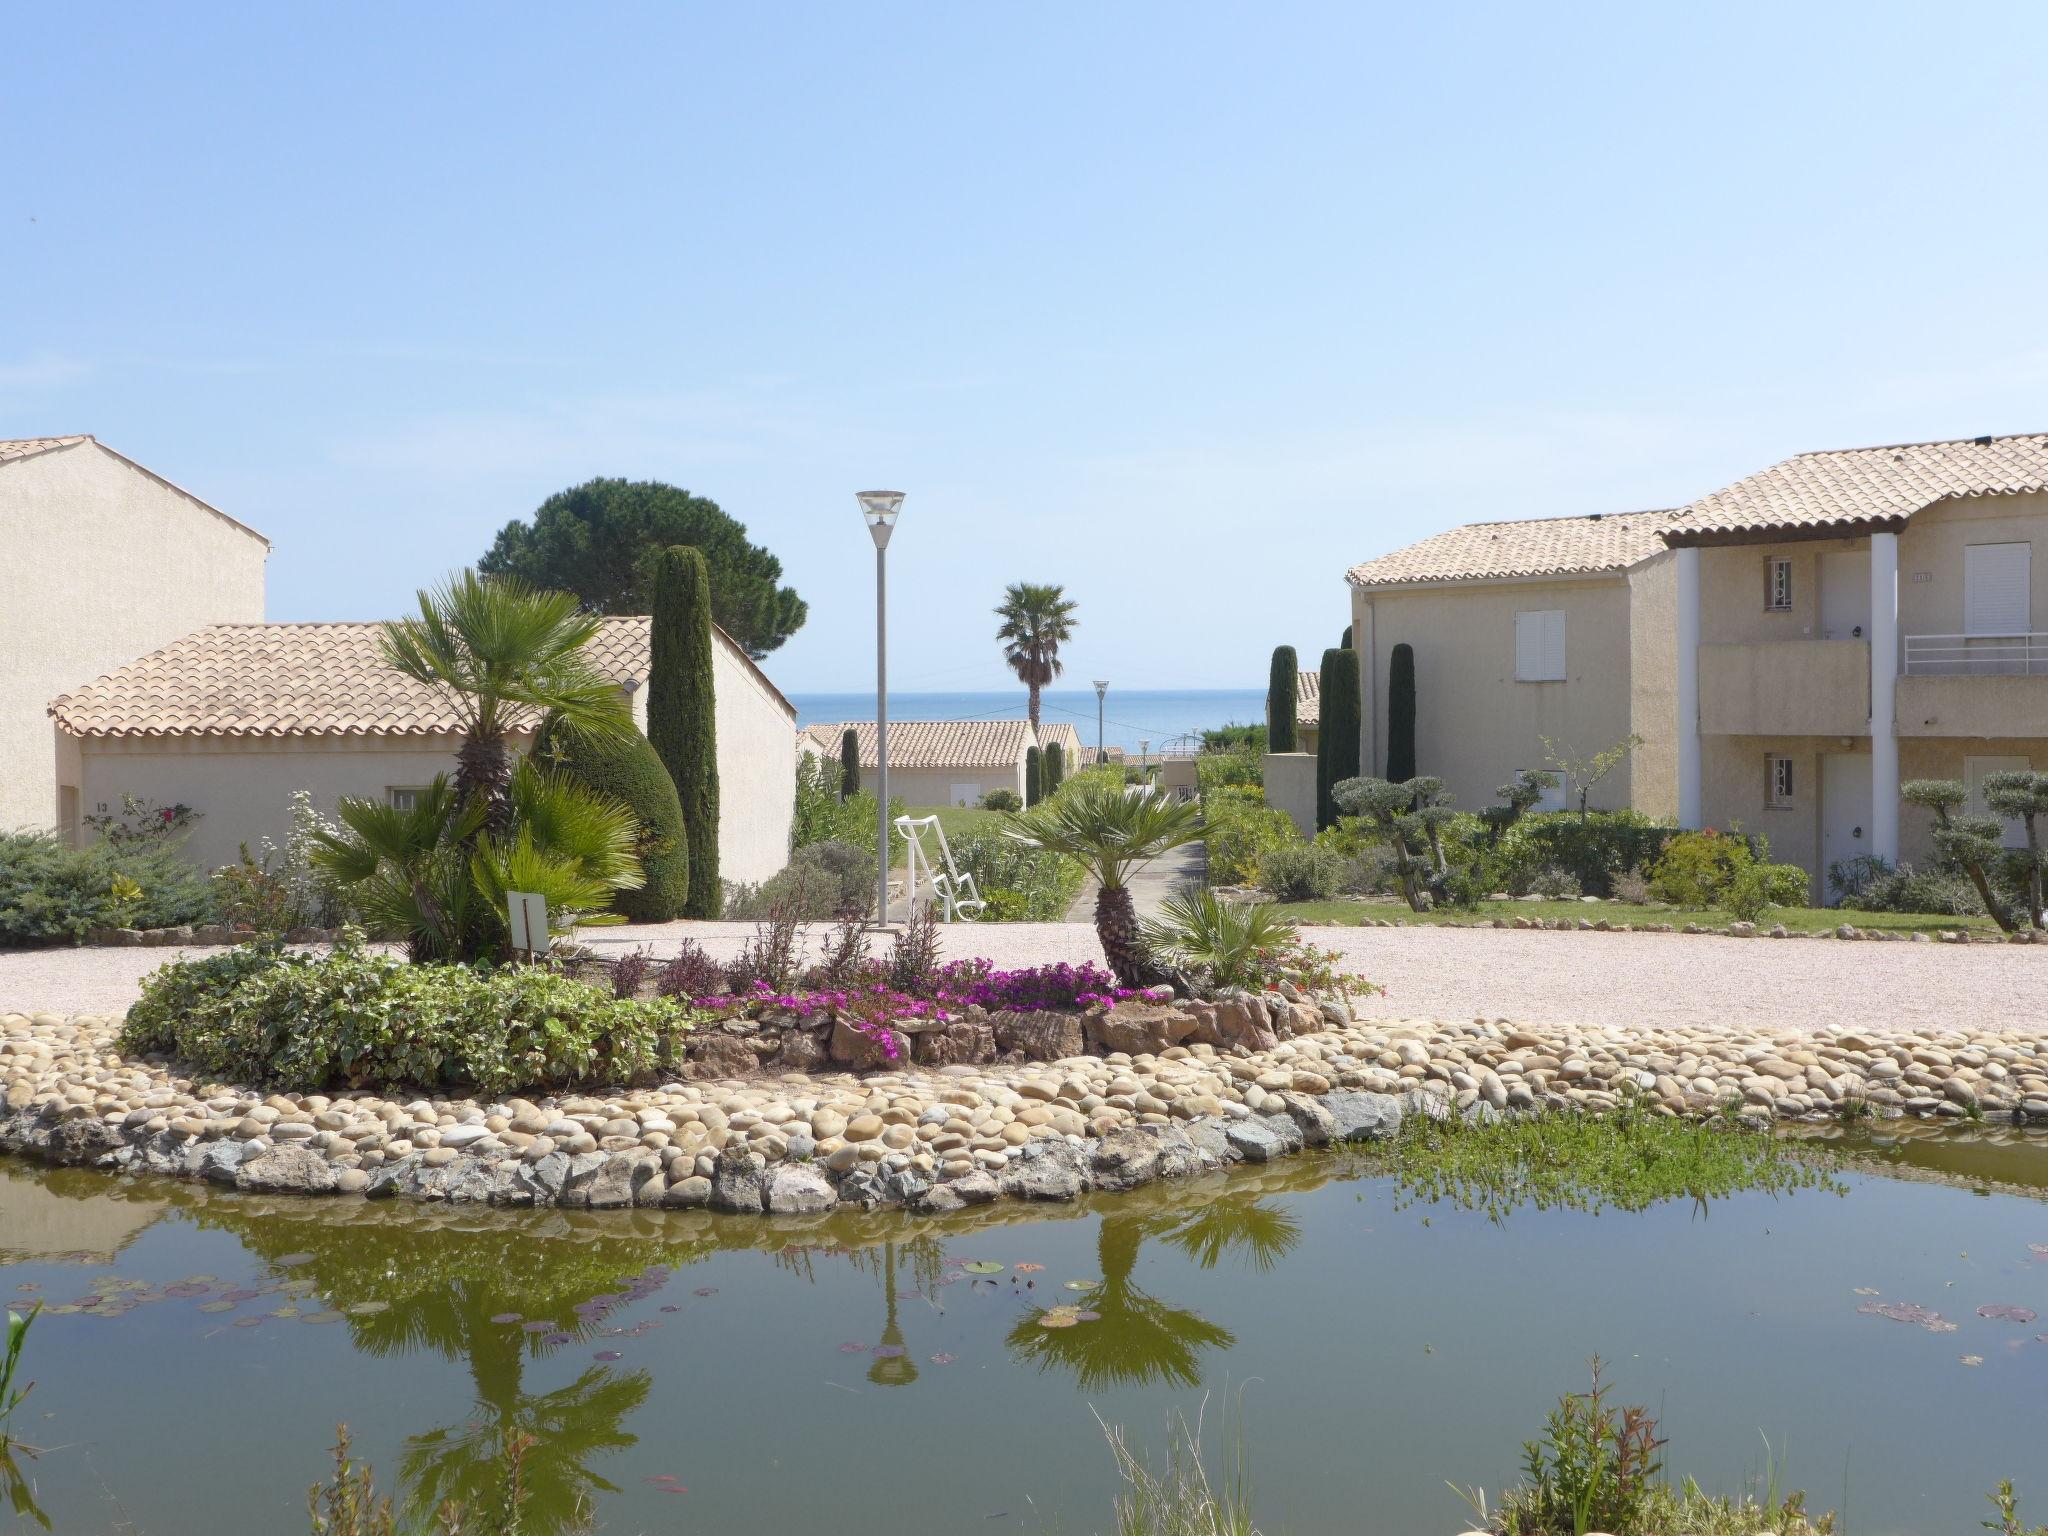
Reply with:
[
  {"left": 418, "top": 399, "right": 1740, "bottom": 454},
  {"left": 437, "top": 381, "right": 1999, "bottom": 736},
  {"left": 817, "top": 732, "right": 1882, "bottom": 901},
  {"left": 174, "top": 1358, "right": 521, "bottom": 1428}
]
[
  {"left": 1267, "top": 645, "right": 1299, "bottom": 754},
  {"left": 979, "top": 787, "right": 1022, "bottom": 812},
  {"left": 532, "top": 715, "right": 688, "bottom": 922},
  {"left": 1044, "top": 739, "right": 1065, "bottom": 794},
  {"left": 1315, "top": 648, "right": 1361, "bottom": 830},
  {"left": 1255, "top": 842, "right": 1343, "bottom": 901},
  {"left": 1386, "top": 642, "right": 1416, "bottom": 782},
  {"left": 1025, "top": 745, "right": 1044, "bottom": 806},
  {"left": 839, "top": 728, "right": 860, "bottom": 800},
  {"left": 650, "top": 545, "right": 721, "bottom": 917}
]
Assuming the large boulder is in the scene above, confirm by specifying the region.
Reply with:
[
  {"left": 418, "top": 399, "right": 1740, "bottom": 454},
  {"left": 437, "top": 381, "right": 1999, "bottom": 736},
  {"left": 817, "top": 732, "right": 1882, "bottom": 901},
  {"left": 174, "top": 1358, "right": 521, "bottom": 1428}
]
[
  {"left": 772, "top": 1025, "right": 831, "bottom": 1073},
  {"left": 1211, "top": 995, "right": 1278, "bottom": 1053},
  {"left": 234, "top": 1144, "right": 340, "bottom": 1195},
  {"left": 42, "top": 1115, "right": 126, "bottom": 1167},
  {"left": 999, "top": 1138, "right": 1091, "bottom": 1200},
  {"left": 765, "top": 1163, "right": 838, "bottom": 1214},
  {"left": 1321, "top": 1090, "right": 1403, "bottom": 1142},
  {"left": 684, "top": 1035, "right": 760, "bottom": 1082},
  {"left": 991, "top": 1009, "right": 1085, "bottom": 1062},
  {"left": 829, "top": 1015, "right": 910, "bottom": 1070},
  {"left": 709, "top": 1149, "right": 770, "bottom": 1212},
  {"left": 1084, "top": 1002, "right": 1196, "bottom": 1057},
  {"left": 911, "top": 1018, "right": 995, "bottom": 1067}
]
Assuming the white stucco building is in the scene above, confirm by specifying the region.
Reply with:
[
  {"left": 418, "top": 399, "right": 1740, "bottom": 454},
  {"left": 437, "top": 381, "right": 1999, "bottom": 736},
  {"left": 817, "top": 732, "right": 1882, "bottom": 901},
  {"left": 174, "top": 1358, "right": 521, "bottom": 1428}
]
[
  {"left": 802, "top": 719, "right": 1084, "bottom": 807},
  {"left": 0, "top": 435, "right": 268, "bottom": 836},
  {"left": 51, "top": 616, "right": 798, "bottom": 886},
  {"left": 1337, "top": 431, "right": 2048, "bottom": 895}
]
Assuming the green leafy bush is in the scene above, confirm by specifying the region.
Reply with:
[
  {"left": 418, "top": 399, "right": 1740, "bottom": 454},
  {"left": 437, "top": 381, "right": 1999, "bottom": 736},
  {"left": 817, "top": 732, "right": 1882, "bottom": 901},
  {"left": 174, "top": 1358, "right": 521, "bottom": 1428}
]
[
  {"left": 532, "top": 715, "right": 688, "bottom": 921},
  {"left": 1203, "top": 787, "right": 1299, "bottom": 885},
  {"left": 1256, "top": 842, "right": 1344, "bottom": 901},
  {"left": 979, "top": 787, "right": 1022, "bottom": 812},
  {"left": 1720, "top": 862, "right": 1811, "bottom": 923},
  {"left": 1831, "top": 854, "right": 1984, "bottom": 917},
  {"left": 949, "top": 829, "right": 1083, "bottom": 921},
  {"left": 0, "top": 831, "right": 217, "bottom": 947},
  {"left": 1530, "top": 865, "right": 1583, "bottom": 900},
  {"left": 120, "top": 936, "right": 693, "bottom": 1094},
  {"left": 725, "top": 838, "right": 875, "bottom": 919},
  {"left": 1196, "top": 744, "right": 1262, "bottom": 793},
  {"left": 1494, "top": 810, "right": 1682, "bottom": 897},
  {"left": 1647, "top": 828, "right": 1759, "bottom": 908}
]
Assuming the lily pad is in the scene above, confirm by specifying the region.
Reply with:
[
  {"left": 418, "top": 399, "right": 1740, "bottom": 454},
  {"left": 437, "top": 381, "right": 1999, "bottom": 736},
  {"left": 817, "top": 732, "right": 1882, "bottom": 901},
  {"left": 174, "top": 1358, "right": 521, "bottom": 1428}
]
[
  {"left": 594, "top": 1350, "right": 623, "bottom": 1362},
  {"left": 837, "top": 1342, "right": 868, "bottom": 1354},
  {"left": 197, "top": 1300, "right": 237, "bottom": 1314},
  {"left": 1063, "top": 1280, "right": 1097, "bottom": 1292},
  {"left": 871, "top": 1344, "right": 906, "bottom": 1358},
  {"left": 929, "top": 1352, "right": 957, "bottom": 1365},
  {"left": 1858, "top": 1299, "right": 1957, "bottom": 1332},
  {"left": 300, "top": 1311, "right": 345, "bottom": 1325},
  {"left": 542, "top": 1332, "right": 573, "bottom": 1346},
  {"left": 693, "top": 1287, "right": 718, "bottom": 1297},
  {"left": 1039, "top": 1312, "right": 1079, "bottom": 1329},
  {"left": 520, "top": 1320, "right": 557, "bottom": 1333},
  {"left": 232, "top": 1316, "right": 264, "bottom": 1329},
  {"left": 1014, "top": 1263, "right": 1045, "bottom": 1273},
  {"left": 491, "top": 1313, "right": 522, "bottom": 1325},
  {"left": 1073, "top": 1311, "right": 1102, "bottom": 1323},
  {"left": 1960, "top": 1354, "right": 1984, "bottom": 1366},
  {"left": 276, "top": 1254, "right": 315, "bottom": 1267},
  {"left": 346, "top": 1302, "right": 388, "bottom": 1317},
  {"left": 1977, "top": 1305, "right": 2039, "bottom": 1324},
  {"left": 963, "top": 1262, "right": 1005, "bottom": 1275}
]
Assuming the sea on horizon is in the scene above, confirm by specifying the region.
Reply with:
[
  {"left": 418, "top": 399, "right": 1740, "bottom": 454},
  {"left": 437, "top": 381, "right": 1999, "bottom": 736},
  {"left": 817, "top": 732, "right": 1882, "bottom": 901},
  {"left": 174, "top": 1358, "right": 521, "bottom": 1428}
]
[{"left": 787, "top": 687, "right": 1264, "bottom": 756}]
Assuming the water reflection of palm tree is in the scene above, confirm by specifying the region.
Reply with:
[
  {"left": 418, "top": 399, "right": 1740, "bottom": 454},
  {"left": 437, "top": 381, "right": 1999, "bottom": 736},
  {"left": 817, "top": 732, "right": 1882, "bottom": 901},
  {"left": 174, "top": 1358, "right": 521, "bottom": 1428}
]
[
  {"left": 1006, "top": 1195, "right": 1300, "bottom": 1391},
  {"left": 402, "top": 1365, "right": 649, "bottom": 1525},
  {"left": 865, "top": 1241, "right": 919, "bottom": 1389}
]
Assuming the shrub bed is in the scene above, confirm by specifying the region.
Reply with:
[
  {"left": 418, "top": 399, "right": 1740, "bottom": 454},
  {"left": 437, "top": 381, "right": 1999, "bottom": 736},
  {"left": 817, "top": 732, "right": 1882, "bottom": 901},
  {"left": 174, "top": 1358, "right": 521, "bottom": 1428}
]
[
  {"left": 0, "top": 831, "right": 217, "bottom": 948},
  {"left": 121, "top": 937, "right": 694, "bottom": 1095}
]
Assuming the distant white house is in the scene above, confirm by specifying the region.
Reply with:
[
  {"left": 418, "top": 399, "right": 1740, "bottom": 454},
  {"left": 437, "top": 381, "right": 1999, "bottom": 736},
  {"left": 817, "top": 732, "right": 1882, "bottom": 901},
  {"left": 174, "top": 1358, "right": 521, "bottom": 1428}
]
[
  {"left": 801, "top": 719, "right": 1084, "bottom": 806},
  {"left": 51, "top": 616, "right": 799, "bottom": 885},
  {"left": 0, "top": 435, "right": 268, "bottom": 837}
]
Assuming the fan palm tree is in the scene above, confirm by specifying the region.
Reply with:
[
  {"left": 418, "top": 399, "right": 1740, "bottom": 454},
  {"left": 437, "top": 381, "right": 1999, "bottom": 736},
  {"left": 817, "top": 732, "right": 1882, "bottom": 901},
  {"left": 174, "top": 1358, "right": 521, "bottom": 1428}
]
[
  {"left": 994, "top": 582, "right": 1078, "bottom": 731},
  {"left": 380, "top": 570, "right": 634, "bottom": 831},
  {"left": 1006, "top": 779, "right": 1203, "bottom": 984}
]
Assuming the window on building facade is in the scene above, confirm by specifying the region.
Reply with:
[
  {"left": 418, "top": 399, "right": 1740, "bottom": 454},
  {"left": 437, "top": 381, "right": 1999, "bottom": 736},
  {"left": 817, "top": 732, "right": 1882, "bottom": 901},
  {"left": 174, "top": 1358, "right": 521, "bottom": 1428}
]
[
  {"left": 1767, "top": 557, "right": 1793, "bottom": 611},
  {"left": 387, "top": 786, "right": 429, "bottom": 812},
  {"left": 1767, "top": 755, "right": 1795, "bottom": 807},
  {"left": 1513, "top": 610, "right": 1567, "bottom": 681}
]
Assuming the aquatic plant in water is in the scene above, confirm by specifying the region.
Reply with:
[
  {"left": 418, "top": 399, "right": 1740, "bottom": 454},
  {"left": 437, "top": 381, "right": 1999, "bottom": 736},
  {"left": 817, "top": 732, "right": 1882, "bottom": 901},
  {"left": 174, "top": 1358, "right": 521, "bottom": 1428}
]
[{"left": 1382, "top": 1103, "right": 1842, "bottom": 1223}]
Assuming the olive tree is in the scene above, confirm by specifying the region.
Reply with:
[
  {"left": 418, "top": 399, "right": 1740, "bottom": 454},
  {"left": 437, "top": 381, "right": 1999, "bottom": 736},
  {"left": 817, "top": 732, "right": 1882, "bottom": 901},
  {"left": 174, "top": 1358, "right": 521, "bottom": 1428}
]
[
  {"left": 1332, "top": 774, "right": 1460, "bottom": 912},
  {"left": 1900, "top": 779, "right": 2021, "bottom": 932},
  {"left": 1982, "top": 769, "right": 2048, "bottom": 929}
]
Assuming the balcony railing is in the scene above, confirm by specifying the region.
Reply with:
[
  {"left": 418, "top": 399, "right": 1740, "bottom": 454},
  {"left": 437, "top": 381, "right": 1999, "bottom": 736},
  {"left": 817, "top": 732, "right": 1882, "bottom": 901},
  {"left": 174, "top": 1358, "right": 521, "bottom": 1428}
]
[{"left": 1902, "top": 633, "right": 2048, "bottom": 677}]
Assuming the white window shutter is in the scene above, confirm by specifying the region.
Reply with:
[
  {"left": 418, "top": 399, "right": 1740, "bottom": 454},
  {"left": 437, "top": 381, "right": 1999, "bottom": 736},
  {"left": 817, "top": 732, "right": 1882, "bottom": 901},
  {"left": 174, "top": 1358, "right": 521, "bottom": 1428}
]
[
  {"left": 1515, "top": 610, "right": 1566, "bottom": 681},
  {"left": 1965, "top": 543, "right": 2031, "bottom": 635}
]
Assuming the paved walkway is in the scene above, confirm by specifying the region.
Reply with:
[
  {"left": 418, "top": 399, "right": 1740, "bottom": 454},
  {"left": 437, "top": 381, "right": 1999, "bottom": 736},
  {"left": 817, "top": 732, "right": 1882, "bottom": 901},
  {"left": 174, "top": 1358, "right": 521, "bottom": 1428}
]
[
  {"left": 8, "top": 922, "right": 2041, "bottom": 1035},
  {"left": 1063, "top": 840, "right": 1206, "bottom": 923}
]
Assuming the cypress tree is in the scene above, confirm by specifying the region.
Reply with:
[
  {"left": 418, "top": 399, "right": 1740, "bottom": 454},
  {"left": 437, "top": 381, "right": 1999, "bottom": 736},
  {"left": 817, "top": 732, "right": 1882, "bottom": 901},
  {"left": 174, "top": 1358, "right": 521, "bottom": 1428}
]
[
  {"left": 1267, "top": 645, "right": 1299, "bottom": 753},
  {"left": 1340, "top": 624, "right": 1352, "bottom": 650},
  {"left": 1386, "top": 642, "right": 1417, "bottom": 782},
  {"left": 1316, "top": 647, "right": 1362, "bottom": 830},
  {"left": 650, "top": 545, "right": 721, "bottom": 917},
  {"left": 839, "top": 727, "right": 861, "bottom": 800},
  {"left": 533, "top": 715, "right": 688, "bottom": 921},
  {"left": 1025, "top": 745, "right": 1043, "bottom": 806},
  {"left": 1044, "top": 739, "right": 1065, "bottom": 794}
]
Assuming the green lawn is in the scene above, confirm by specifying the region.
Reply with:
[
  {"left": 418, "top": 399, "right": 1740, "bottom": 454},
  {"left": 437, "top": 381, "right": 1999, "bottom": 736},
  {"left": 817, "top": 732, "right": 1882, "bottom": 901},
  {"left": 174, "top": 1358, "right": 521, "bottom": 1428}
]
[
  {"left": 903, "top": 804, "right": 1010, "bottom": 842},
  {"left": 1271, "top": 896, "right": 2002, "bottom": 937}
]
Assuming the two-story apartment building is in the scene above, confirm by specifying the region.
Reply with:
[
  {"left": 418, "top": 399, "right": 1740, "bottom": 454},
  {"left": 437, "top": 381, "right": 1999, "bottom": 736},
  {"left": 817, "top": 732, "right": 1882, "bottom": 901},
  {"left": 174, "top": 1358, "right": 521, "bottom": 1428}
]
[{"left": 1344, "top": 432, "right": 2048, "bottom": 894}]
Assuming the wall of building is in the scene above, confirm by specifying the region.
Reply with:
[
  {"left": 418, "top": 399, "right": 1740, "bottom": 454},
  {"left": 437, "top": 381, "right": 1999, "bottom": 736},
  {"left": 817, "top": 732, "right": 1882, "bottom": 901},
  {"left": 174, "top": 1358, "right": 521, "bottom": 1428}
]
[
  {"left": 1699, "top": 733, "right": 1835, "bottom": 896},
  {"left": 1698, "top": 536, "right": 1846, "bottom": 645},
  {"left": 1352, "top": 575, "right": 1638, "bottom": 814},
  {"left": 708, "top": 643, "right": 798, "bottom": 884},
  {"left": 1262, "top": 752, "right": 1317, "bottom": 836},
  {"left": 1899, "top": 736, "right": 2048, "bottom": 869},
  {"left": 1626, "top": 551, "right": 1679, "bottom": 819},
  {"left": 871, "top": 762, "right": 1024, "bottom": 809},
  {"left": 1898, "top": 491, "right": 2048, "bottom": 643},
  {"left": 5, "top": 442, "right": 266, "bottom": 834}
]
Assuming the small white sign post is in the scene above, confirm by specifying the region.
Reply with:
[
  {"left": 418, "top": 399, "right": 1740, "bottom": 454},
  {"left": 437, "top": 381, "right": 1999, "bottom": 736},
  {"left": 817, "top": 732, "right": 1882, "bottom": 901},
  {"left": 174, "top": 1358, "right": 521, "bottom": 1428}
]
[{"left": 506, "top": 891, "right": 550, "bottom": 959}]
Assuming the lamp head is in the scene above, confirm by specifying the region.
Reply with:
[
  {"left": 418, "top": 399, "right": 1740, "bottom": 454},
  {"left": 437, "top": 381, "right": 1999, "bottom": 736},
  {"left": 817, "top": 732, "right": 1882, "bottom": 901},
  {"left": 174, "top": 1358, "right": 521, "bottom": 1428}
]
[{"left": 857, "top": 490, "right": 906, "bottom": 550}]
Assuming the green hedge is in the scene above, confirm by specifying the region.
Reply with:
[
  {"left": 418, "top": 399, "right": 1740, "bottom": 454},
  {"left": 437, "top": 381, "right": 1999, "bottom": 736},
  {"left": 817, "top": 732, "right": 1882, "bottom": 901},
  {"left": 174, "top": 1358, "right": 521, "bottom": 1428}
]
[
  {"left": 0, "top": 831, "right": 217, "bottom": 947},
  {"left": 532, "top": 716, "right": 688, "bottom": 921},
  {"left": 650, "top": 544, "right": 720, "bottom": 917},
  {"left": 1489, "top": 812, "right": 1689, "bottom": 897},
  {"left": 121, "top": 938, "right": 693, "bottom": 1095}
]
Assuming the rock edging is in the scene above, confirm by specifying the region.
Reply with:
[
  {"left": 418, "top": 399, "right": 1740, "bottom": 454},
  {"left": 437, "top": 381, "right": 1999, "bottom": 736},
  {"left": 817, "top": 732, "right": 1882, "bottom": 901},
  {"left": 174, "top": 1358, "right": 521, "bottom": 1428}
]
[{"left": 7, "top": 1008, "right": 2048, "bottom": 1214}]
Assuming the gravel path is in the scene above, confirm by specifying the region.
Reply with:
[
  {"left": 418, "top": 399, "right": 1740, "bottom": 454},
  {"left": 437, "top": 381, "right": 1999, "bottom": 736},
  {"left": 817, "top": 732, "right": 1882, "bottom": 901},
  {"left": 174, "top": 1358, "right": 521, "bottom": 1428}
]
[{"left": 7, "top": 921, "right": 2040, "bottom": 1036}]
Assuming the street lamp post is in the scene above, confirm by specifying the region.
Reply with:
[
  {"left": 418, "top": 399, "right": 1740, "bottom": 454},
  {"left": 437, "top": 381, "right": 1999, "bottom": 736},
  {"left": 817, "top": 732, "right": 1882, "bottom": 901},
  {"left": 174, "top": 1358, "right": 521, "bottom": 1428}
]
[
  {"left": 1140, "top": 739, "right": 1150, "bottom": 779},
  {"left": 859, "top": 491, "right": 905, "bottom": 924},
  {"left": 1093, "top": 679, "right": 1109, "bottom": 766}
]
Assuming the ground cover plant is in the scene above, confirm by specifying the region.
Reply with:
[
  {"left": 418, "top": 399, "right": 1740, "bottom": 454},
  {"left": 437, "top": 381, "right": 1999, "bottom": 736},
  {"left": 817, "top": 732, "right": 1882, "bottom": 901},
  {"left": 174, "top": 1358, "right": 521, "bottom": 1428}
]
[
  {"left": 1267, "top": 896, "right": 2001, "bottom": 937},
  {"left": 121, "top": 934, "right": 693, "bottom": 1095}
]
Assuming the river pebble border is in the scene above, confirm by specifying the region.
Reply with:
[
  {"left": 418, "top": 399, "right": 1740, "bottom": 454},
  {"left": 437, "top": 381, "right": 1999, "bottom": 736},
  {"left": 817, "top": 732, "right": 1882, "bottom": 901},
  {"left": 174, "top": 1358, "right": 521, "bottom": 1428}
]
[{"left": 7, "top": 1005, "right": 2048, "bottom": 1214}]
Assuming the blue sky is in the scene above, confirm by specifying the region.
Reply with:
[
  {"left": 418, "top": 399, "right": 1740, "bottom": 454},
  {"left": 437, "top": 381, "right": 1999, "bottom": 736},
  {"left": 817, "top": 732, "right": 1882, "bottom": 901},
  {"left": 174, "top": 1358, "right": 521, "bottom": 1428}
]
[{"left": 7, "top": 3, "right": 2046, "bottom": 691}]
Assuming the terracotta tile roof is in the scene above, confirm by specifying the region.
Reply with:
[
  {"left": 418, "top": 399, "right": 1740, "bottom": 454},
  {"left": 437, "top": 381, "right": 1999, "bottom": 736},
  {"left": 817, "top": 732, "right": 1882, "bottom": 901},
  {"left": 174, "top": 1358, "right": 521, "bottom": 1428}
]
[
  {"left": 1346, "top": 509, "right": 1669, "bottom": 588},
  {"left": 50, "top": 617, "right": 788, "bottom": 738},
  {"left": 1036, "top": 721, "right": 1084, "bottom": 762},
  {"left": 1293, "top": 669, "right": 1321, "bottom": 726},
  {"left": 1662, "top": 432, "right": 2048, "bottom": 542},
  {"left": 808, "top": 719, "right": 1046, "bottom": 770},
  {"left": 0, "top": 435, "right": 92, "bottom": 464}
]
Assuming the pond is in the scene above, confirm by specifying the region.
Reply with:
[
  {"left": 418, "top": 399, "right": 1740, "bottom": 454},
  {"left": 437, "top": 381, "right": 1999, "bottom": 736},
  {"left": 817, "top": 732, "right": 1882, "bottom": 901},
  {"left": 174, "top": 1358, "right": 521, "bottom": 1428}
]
[{"left": 2, "top": 1128, "right": 2045, "bottom": 1535}]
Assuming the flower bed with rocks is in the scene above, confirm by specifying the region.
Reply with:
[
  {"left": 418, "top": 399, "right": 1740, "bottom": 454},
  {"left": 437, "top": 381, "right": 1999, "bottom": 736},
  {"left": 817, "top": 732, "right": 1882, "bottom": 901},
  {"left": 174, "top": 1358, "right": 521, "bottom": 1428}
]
[
  {"left": 6, "top": 1001, "right": 2048, "bottom": 1215},
  {"left": 82, "top": 923, "right": 346, "bottom": 948}
]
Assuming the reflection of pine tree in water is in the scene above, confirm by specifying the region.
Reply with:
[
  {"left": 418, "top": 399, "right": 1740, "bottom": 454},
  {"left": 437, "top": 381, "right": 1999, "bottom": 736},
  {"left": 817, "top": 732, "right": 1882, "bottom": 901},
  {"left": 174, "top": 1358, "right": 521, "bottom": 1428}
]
[
  {"left": 866, "top": 1241, "right": 919, "bottom": 1388},
  {"left": 1006, "top": 1196, "right": 1302, "bottom": 1391}
]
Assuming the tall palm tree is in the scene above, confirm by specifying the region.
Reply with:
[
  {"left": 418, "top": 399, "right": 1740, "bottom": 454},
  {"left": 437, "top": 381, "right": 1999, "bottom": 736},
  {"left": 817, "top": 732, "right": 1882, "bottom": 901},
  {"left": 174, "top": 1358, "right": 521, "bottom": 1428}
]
[
  {"left": 994, "top": 582, "right": 1078, "bottom": 732},
  {"left": 1006, "top": 779, "right": 1202, "bottom": 984},
  {"left": 380, "top": 571, "right": 634, "bottom": 831}
]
